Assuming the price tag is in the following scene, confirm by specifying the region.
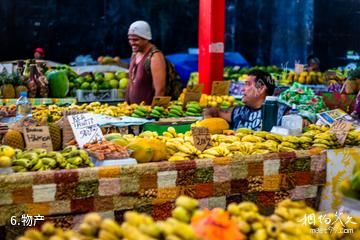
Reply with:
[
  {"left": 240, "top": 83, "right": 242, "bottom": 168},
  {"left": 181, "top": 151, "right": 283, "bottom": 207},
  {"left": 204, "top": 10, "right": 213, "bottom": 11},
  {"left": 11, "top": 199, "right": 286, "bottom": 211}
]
[
  {"left": 67, "top": 113, "right": 104, "bottom": 148},
  {"left": 151, "top": 96, "right": 171, "bottom": 108},
  {"left": 211, "top": 81, "right": 231, "bottom": 96},
  {"left": 295, "top": 63, "right": 304, "bottom": 74},
  {"left": 329, "top": 120, "right": 352, "bottom": 145},
  {"left": 23, "top": 126, "right": 53, "bottom": 151},
  {"left": 186, "top": 84, "right": 204, "bottom": 93},
  {"left": 183, "top": 84, "right": 203, "bottom": 107},
  {"left": 192, "top": 127, "right": 211, "bottom": 152}
]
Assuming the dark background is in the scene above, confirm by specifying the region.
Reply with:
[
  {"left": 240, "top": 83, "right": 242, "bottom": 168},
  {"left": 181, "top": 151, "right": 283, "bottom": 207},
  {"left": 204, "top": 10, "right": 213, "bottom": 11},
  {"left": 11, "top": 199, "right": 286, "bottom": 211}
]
[{"left": 0, "top": 0, "right": 359, "bottom": 70}]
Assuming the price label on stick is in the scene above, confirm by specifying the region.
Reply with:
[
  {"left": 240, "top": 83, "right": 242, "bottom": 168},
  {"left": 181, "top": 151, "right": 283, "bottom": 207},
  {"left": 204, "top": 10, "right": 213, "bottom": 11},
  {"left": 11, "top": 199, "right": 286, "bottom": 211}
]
[
  {"left": 211, "top": 81, "right": 231, "bottom": 96},
  {"left": 23, "top": 126, "right": 53, "bottom": 151},
  {"left": 192, "top": 127, "right": 211, "bottom": 152},
  {"left": 329, "top": 120, "right": 352, "bottom": 145},
  {"left": 151, "top": 96, "right": 171, "bottom": 108},
  {"left": 67, "top": 113, "right": 104, "bottom": 148}
]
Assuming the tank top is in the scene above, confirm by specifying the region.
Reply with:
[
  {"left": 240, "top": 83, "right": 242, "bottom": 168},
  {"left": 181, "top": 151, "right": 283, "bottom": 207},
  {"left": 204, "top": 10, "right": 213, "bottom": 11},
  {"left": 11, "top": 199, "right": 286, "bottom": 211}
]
[{"left": 126, "top": 47, "right": 155, "bottom": 105}]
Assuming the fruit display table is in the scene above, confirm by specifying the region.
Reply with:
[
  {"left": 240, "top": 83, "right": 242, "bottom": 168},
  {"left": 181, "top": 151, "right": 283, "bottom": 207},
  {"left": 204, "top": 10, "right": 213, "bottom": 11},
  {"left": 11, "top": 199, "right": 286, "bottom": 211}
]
[
  {"left": 0, "top": 149, "right": 326, "bottom": 239},
  {"left": 320, "top": 146, "right": 360, "bottom": 211}
]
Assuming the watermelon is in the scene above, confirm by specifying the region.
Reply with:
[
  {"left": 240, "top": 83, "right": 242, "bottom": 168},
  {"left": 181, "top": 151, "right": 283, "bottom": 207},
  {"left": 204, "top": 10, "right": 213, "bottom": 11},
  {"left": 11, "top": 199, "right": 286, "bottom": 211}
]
[{"left": 47, "top": 70, "right": 70, "bottom": 98}]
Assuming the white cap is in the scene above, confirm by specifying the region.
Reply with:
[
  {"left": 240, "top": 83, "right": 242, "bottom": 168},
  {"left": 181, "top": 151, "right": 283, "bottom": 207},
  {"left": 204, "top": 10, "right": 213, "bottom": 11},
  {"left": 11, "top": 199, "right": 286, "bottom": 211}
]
[{"left": 128, "top": 21, "right": 152, "bottom": 40}]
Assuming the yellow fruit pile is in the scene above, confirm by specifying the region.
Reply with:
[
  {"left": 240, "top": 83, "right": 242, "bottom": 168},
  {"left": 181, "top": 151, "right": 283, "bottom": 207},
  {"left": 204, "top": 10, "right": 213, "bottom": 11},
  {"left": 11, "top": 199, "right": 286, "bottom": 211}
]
[{"left": 18, "top": 196, "right": 360, "bottom": 240}]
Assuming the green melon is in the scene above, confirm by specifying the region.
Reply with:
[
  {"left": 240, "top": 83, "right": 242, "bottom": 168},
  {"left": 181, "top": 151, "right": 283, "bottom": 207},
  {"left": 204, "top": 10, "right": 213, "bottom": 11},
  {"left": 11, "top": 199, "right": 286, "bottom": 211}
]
[{"left": 47, "top": 70, "right": 69, "bottom": 98}]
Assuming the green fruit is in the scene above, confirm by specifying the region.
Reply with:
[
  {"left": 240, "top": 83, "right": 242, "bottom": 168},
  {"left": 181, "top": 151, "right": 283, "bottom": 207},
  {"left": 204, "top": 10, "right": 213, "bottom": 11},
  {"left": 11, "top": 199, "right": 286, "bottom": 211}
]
[
  {"left": 119, "top": 78, "right": 129, "bottom": 89},
  {"left": 99, "top": 81, "right": 111, "bottom": 90},
  {"left": 94, "top": 72, "right": 104, "bottom": 82},
  {"left": 80, "top": 82, "right": 91, "bottom": 90},
  {"left": 115, "top": 71, "right": 128, "bottom": 80},
  {"left": 350, "top": 171, "right": 360, "bottom": 191},
  {"left": 109, "top": 79, "right": 119, "bottom": 89},
  {"left": 104, "top": 72, "right": 115, "bottom": 81},
  {"left": 47, "top": 70, "right": 70, "bottom": 97},
  {"left": 84, "top": 74, "right": 93, "bottom": 82},
  {"left": 171, "top": 206, "right": 191, "bottom": 223}
]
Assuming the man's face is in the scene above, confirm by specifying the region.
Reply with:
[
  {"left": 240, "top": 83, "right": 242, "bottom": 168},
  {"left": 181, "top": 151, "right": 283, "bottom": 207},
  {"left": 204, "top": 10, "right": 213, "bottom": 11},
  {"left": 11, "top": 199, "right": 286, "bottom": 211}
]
[
  {"left": 128, "top": 34, "right": 148, "bottom": 52},
  {"left": 34, "top": 52, "right": 42, "bottom": 59},
  {"left": 242, "top": 75, "right": 266, "bottom": 105}
]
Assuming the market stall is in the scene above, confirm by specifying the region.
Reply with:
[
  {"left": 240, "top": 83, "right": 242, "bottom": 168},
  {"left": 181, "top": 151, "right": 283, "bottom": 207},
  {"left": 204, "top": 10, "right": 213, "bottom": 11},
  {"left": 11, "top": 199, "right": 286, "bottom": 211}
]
[{"left": 0, "top": 149, "right": 326, "bottom": 239}]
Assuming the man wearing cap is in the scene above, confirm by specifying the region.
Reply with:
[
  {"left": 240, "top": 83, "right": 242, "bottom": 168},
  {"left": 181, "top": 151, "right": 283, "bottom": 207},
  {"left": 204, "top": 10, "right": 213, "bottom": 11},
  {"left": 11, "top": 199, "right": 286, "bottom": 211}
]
[
  {"left": 34, "top": 48, "right": 45, "bottom": 59},
  {"left": 126, "top": 20, "right": 167, "bottom": 105},
  {"left": 204, "top": 70, "right": 288, "bottom": 130}
]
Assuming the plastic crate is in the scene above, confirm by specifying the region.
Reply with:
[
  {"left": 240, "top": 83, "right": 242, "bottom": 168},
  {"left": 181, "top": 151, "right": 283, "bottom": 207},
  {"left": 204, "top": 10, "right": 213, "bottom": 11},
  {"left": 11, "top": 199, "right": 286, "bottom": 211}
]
[{"left": 76, "top": 89, "right": 125, "bottom": 102}]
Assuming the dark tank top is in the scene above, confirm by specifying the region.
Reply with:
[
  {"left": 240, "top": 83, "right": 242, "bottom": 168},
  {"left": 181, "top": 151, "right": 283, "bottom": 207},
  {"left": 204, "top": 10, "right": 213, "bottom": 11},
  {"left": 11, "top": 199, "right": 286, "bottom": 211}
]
[{"left": 126, "top": 47, "right": 155, "bottom": 105}]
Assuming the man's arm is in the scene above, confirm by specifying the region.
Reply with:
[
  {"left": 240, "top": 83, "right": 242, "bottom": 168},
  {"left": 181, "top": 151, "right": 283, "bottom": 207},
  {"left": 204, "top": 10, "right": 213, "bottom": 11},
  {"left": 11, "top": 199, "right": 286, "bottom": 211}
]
[{"left": 150, "top": 52, "right": 167, "bottom": 96}]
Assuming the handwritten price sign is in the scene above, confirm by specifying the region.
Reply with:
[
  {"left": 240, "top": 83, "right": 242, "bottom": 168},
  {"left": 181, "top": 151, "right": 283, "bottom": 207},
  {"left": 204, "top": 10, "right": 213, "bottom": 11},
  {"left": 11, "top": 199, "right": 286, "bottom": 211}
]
[
  {"left": 211, "top": 81, "right": 231, "bottom": 96},
  {"left": 192, "top": 127, "right": 211, "bottom": 151},
  {"left": 329, "top": 120, "right": 352, "bottom": 145},
  {"left": 23, "top": 126, "right": 53, "bottom": 151},
  {"left": 68, "top": 113, "right": 104, "bottom": 148},
  {"left": 152, "top": 96, "right": 171, "bottom": 108}
]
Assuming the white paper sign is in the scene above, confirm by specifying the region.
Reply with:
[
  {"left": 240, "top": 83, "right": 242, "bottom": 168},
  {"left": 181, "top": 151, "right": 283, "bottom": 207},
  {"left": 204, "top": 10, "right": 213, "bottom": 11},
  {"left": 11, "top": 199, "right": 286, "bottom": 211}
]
[{"left": 67, "top": 113, "right": 104, "bottom": 148}]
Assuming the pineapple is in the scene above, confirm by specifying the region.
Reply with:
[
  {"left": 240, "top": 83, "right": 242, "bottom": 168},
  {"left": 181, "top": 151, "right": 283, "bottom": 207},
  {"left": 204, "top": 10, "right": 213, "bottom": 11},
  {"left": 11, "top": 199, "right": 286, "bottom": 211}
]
[
  {"left": 0, "top": 72, "right": 16, "bottom": 99},
  {"left": 2, "top": 129, "right": 25, "bottom": 150},
  {"left": 48, "top": 123, "right": 62, "bottom": 151}
]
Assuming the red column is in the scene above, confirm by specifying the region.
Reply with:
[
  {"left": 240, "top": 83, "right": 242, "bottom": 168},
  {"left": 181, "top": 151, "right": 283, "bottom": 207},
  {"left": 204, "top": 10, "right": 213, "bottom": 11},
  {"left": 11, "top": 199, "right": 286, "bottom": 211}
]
[{"left": 198, "top": 0, "right": 225, "bottom": 94}]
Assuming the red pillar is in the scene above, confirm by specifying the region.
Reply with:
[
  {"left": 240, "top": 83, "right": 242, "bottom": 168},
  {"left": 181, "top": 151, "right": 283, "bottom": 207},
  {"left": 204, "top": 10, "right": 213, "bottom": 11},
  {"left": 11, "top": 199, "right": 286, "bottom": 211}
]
[{"left": 198, "top": 0, "right": 225, "bottom": 94}]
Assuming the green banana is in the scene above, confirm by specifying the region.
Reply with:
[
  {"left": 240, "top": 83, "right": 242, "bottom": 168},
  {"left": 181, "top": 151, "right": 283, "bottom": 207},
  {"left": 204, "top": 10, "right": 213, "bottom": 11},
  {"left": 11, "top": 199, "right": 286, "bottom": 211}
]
[
  {"left": 168, "top": 113, "right": 181, "bottom": 118},
  {"left": 131, "top": 113, "right": 142, "bottom": 118},
  {"left": 79, "top": 150, "right": 89, "bottom": 161},
  {"left": 169, "top": 109, "right": 183, "bottom": 116},
  {"left": 67, "top": 156, "right": 83, "bottom": 166},
  {"left": 136, "top": 106, "right": 148, "bottom": 114},
  {"left": 153, "top": 106, "right": 165, "bottom": 112},
  {"left": 31, "top": 160, "right": 43, "bottom": 171},
  {"left": 41, "top": 158, "right": 57, "bottom": 168},
  {"left": 170, "top": 105, "right": 183, "bottom": 111},
  {"left": 32, "top": 148, "right": 47, "bottom": 155},
  {"left": 133, "top": 109, "right": 147, "bottom": 117},
  {"left": 45, "top": 151, "right": 58, "bottom": 158},
  {"left": 12, "top": 166, "right": 27, "bottom": 172},
  {"left": 62, "top": 146, "right": 78, "bottom": 154},
  {"left": 19, "top": 152, "right": 39, "bottom": 162},
  {"left": 186, "top": 107, "right": 202, "bottom": 114},
  {"left": 12, "top": 158, "right": 31, "bottom": 168},
  {"left": 151, "top": 109, "right": 162, "bottom": 116}
]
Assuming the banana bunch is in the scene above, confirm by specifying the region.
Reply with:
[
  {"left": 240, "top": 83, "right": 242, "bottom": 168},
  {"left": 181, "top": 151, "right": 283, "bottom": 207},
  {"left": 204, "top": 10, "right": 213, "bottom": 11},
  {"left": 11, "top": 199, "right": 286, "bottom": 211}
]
[
  {"left": 167, "top": 140, "right": 201, "bottom": 161},
  {"left": 150, "top": 106, "right": 167, "bottom": 118},
  {"left": 11, "top": 147, "right": 93, "bottom": 172},
  {"left": 185, "top": 101, "right": 202, "bottom": 117},
  {"left": 199, "top": 143, "right": 231, "bottom": 158},
  {"left": 162, "top": 127, "right": 178, "bottom": 139},
  {"left": 32, "top": 105, "right": 65, "bottom": 123},
  {"left": 168, "top": 104, "right": 185, "bottom": 118},
  {"left": 131, "top": 105, "right": 151, "bottom": 118},
  {"left": 139, "top": 131, "right": 159, "bottom": 139},
  {"left": 19, "top": 222, "right": 83, "bottom": 240},
  {"left": 228, "top": 200, "right": 317, "bottom": 240}
]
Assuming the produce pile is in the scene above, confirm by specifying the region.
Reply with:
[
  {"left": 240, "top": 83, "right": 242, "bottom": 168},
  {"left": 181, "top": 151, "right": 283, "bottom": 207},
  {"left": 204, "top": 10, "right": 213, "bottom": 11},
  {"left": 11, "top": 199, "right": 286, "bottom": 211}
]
[
  {"left": 0, "top": 60, "right": 49, "bottom": 99},
  {"left": 0, "top": 145, "right": 93, "bottom": 172},
  {"left": 70, "top": 71, "right": 128, "bottom": 94},
  {"left": 17, "top": 196, "right": 360, "bottom": 240},
  {"left": 278, "top": 83, "right": 328, "bottom": 122},
  {"left": 104, "top": 122, "right": 360, "bottom": 163},
  {"left": 31, "top": 92, "right": 240, "bottom": 122},
  {"left": 222, "top": 66, "right": 349, "bottom": 86}
]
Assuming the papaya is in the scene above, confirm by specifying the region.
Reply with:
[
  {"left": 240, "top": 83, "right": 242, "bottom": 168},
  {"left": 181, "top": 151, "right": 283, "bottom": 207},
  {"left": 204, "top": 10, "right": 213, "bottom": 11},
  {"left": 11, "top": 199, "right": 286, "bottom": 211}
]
[
  {"left": 127, "top": 139, "right": 153, "bottom": 163},
  {"left": 47, "top": 70, "right": 69, "bottom": 98},
  {"left": 148, "top": 139, "right": 168, "bottom": 162},
  {"left": 195, "top": 118, "right": 230, "bottom": 134}
]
